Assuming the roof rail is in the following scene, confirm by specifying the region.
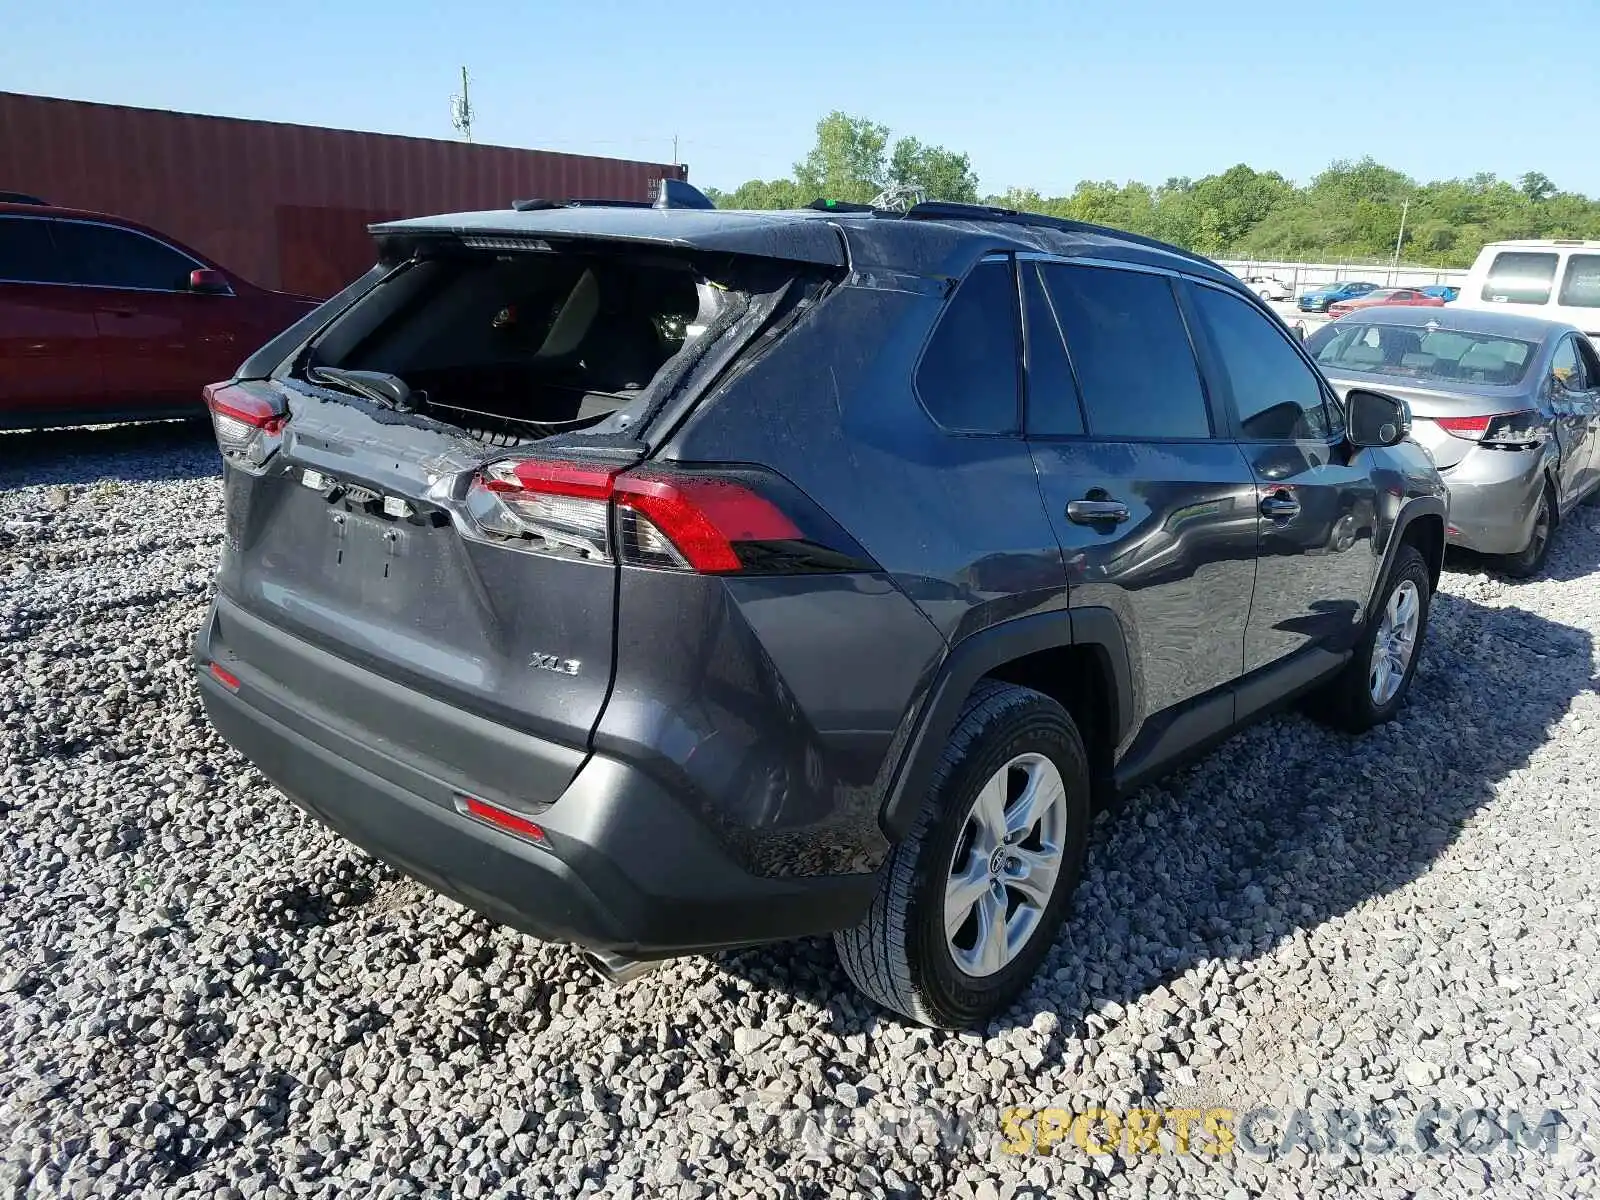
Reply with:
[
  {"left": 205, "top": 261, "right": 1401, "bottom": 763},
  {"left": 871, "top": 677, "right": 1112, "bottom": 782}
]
[{"left": 902, "top": 201, "right": 1222, "bottom": 273}]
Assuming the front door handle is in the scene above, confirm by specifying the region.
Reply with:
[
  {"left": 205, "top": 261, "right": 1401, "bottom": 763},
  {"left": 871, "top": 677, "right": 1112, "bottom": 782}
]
[
  {"left": 1066, "top": 499, "right": 1131, "bottom": 525},
  {"left": 1259, "top": 490, "right": 1300, "bottom": 520}
]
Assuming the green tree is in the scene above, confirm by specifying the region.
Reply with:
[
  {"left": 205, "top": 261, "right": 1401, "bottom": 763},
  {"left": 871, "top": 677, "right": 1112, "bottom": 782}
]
[
  {"left": 792, "top": 112, "right": 890, "bottom": 205},
  {"left": 706, "top": 114, "right": 1600, "bottom": 265},
  {"left": 887, "top": 137, "right": 980, "bottom": 203},
  {"left": 1520, "top": 171, "right": 1557, "bottom": 202}
]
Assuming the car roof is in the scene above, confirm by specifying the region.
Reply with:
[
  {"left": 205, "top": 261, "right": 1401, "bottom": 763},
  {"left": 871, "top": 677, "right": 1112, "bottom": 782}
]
[
  {"left": 371, "top": 202, "right": 1245, "bottom": 289},
  {"left": 0, "top": 199, "right": 155, "bottom": 225},
  {"left": 1330, "top": 303, "right": 1577, "bottom": 342},
  {"left": 1480, "top": 239, "right": 1600, "bottom": 250}
]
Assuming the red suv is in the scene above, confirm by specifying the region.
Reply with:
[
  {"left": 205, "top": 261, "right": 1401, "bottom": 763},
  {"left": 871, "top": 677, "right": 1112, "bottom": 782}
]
[{"left": 0, "top": 201, "right": 317, "bottom": 430}]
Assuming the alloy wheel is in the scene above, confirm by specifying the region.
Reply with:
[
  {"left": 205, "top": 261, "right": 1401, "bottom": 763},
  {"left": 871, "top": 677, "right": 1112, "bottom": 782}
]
[
  {"left": 944, "top": 753, "right": 1070, "bottom": 978},
  {"left": 1370, "top": 579, "right": 1421, "bottom": 705}
]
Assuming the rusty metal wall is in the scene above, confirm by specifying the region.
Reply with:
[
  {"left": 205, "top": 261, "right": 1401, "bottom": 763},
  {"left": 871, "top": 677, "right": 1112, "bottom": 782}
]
[{"left": 0, "top": 92, "right": 686, "bottom": 296}]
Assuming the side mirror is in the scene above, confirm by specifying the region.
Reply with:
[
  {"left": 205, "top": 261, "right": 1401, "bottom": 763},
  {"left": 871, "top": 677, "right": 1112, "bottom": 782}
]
[
  {"left": 188, "top": 268, "right": 230, "bottom": 295},
  {"left": 1346, "top": 388, "right": 1410, "bottom": 448}
]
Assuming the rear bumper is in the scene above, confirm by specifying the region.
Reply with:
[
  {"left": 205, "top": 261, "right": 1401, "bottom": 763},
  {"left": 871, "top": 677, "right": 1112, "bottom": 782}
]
[
  {"left": 194, "top": 617, "right": 879, "bottom": 958},
  {"left": 1440, "top": 449, "right": 1546, "bottom": 555}
]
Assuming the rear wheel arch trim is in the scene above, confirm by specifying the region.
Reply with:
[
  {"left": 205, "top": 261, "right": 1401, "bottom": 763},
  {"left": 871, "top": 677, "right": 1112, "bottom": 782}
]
[{"left": 878, "top": 608, "right": 1133, "bottom": 841}]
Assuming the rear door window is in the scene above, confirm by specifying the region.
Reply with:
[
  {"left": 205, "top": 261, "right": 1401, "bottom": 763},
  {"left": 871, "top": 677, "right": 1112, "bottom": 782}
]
[
  {"left": 1558, "top": 254, "right": 1600, "bottom": 309},
  {"left": 1021, "top": 263, "right": 1084, "bottom": 436},
  {"left": 0, "top": 216, "right": 72, "bottom": 284},
  {"left": 1482, "top": 251, "right": 1558, "bottom": 305},
  {"left": 916, "top": 257, "right": 1021, "bottom": 435},
  {"left": 1190, "top": 283, "right": 1331, "bottom": 441},
  {"left": 1040, "top": 263, "right": 1211, "bottom": 440},
  {"left": 51, "top": 221, "right": 199, "bottom": 292},
  {"left": 1552, "top": 337, "right": 1582, "bottom": 390}
]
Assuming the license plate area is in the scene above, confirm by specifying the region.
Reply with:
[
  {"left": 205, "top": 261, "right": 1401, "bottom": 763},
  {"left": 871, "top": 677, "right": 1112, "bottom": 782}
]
[{"left": 324, "top": 507, "right": 418, "bottom": 607}]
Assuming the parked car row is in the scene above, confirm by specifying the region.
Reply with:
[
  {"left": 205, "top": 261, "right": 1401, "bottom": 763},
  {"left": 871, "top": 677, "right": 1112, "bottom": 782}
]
[{"left": 1298, "top": 280, "right": 1463, "bottom": 313}]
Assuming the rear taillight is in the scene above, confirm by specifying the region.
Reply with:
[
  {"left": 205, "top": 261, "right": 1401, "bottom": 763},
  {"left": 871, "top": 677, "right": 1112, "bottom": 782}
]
[
  {"left": 468, "top": 458, "right": 875, "bottom": 575},
  {"left": 1435, "top": 411, "right": 1544, "bottom": 448},
  {"left": 205, "top": 383, "right": 287, "bottom": 470}
]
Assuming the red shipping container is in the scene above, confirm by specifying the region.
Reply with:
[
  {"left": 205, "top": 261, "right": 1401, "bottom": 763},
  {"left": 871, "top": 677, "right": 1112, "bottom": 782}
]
[{"left": 0, "top": 91, "right": 686, "bottom": 297}]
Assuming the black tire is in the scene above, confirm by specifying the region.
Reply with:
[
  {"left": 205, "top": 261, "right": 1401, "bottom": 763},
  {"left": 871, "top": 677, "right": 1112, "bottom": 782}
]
[
  {"left": 1499, "top": 484, "right": 1555, "bottom": 578},
  {"left": 834, "top": 681, "right": 1091, "bottom": 1028},
  {"left": 1314, "top": 544, "right": 1431, "bottom": 734}
]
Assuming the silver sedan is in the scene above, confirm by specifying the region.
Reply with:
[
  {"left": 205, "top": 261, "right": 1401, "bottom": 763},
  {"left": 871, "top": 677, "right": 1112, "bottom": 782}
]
[{"left": 1305, "top": 306, "right": 1600, "bottom": 576}]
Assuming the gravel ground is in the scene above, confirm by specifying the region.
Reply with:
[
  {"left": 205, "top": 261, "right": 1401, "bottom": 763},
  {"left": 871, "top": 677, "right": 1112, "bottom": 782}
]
[{"left": 2, "top": 422, "right": 1598, "bottom": 1200}]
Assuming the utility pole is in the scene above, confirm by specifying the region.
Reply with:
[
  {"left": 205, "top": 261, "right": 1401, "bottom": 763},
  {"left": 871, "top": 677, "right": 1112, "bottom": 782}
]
[
  {"left": 450, "top": 67, "right": 474, "bottom": 143},
  {"left": 672, "top": 133, "right": 680, "bottom": 166},
  {"left": 1390, "top": 198, "right": 1410, "bottom": 283}
]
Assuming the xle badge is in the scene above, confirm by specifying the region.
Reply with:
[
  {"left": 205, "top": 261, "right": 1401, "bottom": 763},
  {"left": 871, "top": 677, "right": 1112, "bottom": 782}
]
[{"left": 529, "top": 653, "right": 581, "bottom": 676}]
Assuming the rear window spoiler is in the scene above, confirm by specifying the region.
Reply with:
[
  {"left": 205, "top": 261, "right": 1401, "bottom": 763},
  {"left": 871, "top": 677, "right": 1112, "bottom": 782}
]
[{"left": 369, "top": 208, "right": 849, "bottom": 268}]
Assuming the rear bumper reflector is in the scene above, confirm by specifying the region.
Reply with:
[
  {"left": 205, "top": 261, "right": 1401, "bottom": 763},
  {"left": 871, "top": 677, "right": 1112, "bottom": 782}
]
[{"left": 455, "top": 793, "right": 548, "bottom": 845}]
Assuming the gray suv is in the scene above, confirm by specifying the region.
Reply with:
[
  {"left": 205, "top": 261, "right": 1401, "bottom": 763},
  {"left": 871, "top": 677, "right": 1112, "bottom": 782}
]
[{"left": 194, "top": 196, "right": 1447, "bottom": 1028}]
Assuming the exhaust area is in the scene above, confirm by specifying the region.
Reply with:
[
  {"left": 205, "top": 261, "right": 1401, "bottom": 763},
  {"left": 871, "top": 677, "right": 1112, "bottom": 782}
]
[{"left": 583, "top": 948, "right": 668, "bottom": 986}]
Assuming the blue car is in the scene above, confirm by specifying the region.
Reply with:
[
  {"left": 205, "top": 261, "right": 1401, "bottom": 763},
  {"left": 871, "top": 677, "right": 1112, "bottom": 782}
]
[
  {"left": 1298, "top": 280, "right": 1380, "bottom": 313},
  {"left": 1418, "top": 285, "right": 1460, "bottom": 302}
]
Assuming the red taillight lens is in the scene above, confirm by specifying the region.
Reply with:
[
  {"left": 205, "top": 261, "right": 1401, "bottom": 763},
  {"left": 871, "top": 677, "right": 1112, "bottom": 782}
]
[
  {"left": 205, "top": 383, "right": 287, "bottom": 469},
  {"left": 456, "top": 794, "right": 546, "bottom": 844},
  {"left": 469, "top": 459, "right": 873, "bottom": 576},
  {"left": 613, "top": 471, "right": 801, "bottom": 573},
  {"left": 1435, "top": 414, "right": 1493, "bottom": 439},
  {"left": 1436, "top": 411, "right": 1543, "bottom": 447}
]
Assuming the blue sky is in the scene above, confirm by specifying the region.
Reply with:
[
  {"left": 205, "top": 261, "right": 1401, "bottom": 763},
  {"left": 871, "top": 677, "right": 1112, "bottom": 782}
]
[{"left": 6, "top": 0, "right": 1599, "bottom": 196}]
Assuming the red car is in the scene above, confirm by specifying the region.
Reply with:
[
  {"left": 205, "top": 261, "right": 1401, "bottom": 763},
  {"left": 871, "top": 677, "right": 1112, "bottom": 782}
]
[
  {"left": 0, "top": 201, "right": 317, "bottom": 430},
  {"left": 1326, "top": 288, "right": 1447, "bottom": 319}
]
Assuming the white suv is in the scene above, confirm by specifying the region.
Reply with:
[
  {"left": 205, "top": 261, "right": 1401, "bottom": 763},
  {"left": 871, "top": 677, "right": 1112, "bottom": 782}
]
[{"left": 1456, "top": 240, "right": 1600, "bottom": 343}]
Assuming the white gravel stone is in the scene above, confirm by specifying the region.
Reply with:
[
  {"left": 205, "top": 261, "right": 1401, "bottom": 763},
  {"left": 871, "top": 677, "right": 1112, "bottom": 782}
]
[{"left": 3, "top": 425, "right": 1599, "bottom": 1198}]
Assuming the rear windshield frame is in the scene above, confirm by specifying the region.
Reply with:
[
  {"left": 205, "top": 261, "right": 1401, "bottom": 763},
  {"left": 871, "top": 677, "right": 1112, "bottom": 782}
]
[{"left": 284, "top": 236, "right": 831, "bottom": 450}]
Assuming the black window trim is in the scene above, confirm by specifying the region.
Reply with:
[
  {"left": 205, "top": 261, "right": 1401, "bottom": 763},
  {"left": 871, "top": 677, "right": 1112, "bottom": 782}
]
[
  {"left": 911, "top": 250, "right": 1024, "bottom": 438},
  {"left": 1571, "top": 332, "right": 1600, "bottom": 392},
  {"left": 1183, "top": 274, "right": 1345, "bottom": 447},
  {"left": 1552, "top": 333, "right": 1585, "bottom": 393},
  {"left": 4, "top": 214, "right": 233, "bottom": 297},
  {"left": 1017, "top": 252, "right": 1223, "bottom": 445},
  {"left": 1017, "top": 258, "right": 1088, "bottom": 439}
]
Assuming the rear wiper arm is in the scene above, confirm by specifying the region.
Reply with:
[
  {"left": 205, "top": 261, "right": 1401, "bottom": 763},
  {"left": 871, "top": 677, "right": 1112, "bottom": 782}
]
[{"left": 307, "top": 367, "right": 416, "bottom": 412}]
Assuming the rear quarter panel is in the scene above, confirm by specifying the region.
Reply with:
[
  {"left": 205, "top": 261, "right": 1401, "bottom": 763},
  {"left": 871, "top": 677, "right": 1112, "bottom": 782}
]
[{"left": 648, "top": 255, "right": 1070, "bottom": 866}]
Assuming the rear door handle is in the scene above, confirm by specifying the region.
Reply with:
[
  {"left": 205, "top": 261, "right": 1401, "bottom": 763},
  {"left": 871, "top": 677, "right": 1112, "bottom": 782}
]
[
  {"left": 1259, "top": 490, "right": 1300, "bottom": 520},
  {"left": 1066, "top": 499, "right": 1131, "bottom": 525}
]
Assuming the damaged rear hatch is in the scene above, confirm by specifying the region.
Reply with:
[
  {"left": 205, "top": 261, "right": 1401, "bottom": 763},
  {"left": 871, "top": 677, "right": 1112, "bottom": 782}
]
[{"left": 204, "top": 205, "right": 846, "bottom": 806}]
